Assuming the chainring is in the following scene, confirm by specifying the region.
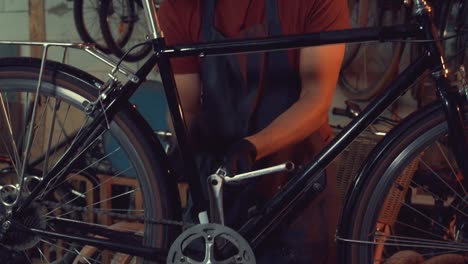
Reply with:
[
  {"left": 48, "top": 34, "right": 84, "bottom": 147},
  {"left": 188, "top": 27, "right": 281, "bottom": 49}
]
[{"left": 167, "top": 223, "right": 256, "bottom": 264}]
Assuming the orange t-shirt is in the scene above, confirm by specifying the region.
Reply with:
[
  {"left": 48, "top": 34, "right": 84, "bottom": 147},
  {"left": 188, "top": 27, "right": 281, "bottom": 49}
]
[{"left": 159, "top": 0, "right": 350, "bottom": 74}]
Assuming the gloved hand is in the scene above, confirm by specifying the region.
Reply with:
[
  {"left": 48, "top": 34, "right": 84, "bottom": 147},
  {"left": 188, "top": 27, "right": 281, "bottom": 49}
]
[{"left": 223, "top": 139, "right": 257, "bottom": 176}]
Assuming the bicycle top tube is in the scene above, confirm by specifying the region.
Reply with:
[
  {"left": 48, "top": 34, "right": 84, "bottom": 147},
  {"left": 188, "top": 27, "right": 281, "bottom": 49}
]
[{"left": 159, "top": 24, "right": 422, "bottom": 58}]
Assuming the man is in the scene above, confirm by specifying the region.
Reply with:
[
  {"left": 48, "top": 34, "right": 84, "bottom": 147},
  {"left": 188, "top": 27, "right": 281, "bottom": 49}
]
[{"left": 159, "top": 0, "right": 349, "bottom": 263}]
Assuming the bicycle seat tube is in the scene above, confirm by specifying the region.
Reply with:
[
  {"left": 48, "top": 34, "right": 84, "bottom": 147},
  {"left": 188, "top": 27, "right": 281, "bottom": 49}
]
[
  {"left": 141, "top": 0, "right": 207, "bottom": 214},
  {"left": 143, "top": 0, "right": 162, "bottom": 39},
  {"left": 414, "top": 0, "right": 468, "bottom": 178}
]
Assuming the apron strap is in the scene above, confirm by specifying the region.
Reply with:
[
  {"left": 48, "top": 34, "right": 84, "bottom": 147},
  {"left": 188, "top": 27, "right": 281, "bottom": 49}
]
[{"left": 201, "top": 0, "right": 216, "bottom": 41}]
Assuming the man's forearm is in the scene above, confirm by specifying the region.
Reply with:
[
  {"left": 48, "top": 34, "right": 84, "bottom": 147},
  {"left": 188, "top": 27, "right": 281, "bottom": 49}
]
[
  {"left": 245, "top": 94, "right": 330, "bottom": 160},
  {"left": 246, "top": 44, "right": 344, "bottom": 160}
]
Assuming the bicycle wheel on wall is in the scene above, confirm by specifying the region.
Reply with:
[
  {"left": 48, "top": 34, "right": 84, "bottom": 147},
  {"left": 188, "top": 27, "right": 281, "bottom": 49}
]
[
  {"left": 74, "top": 0, "right": 111, "bottom": 53},
  {"left": 0, "top": 57, "right": 180, "bottom": 263},
  {"left": 339, "top": 0, "right": 409, "bottom": 101},
  {"left": 342, "top": 0, "right": 369, "bottom": 70},
  {"left": 100, "top": 0, "right": 152, "bottom": 62},
  {"left": 338, "top": 102, "right": 468, "bottom": 263}
]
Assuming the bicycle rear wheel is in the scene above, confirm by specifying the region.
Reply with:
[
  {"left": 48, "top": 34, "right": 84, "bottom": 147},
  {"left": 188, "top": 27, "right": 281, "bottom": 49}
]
[
  {"left": 338, "top": 102, "right": 468, "bottom": 263},
  {"left": 100, "top": 0, "right": 152, "bottom": 62},
  {"left": 0, "top": 57, "right": 180, "bottom": 263}
]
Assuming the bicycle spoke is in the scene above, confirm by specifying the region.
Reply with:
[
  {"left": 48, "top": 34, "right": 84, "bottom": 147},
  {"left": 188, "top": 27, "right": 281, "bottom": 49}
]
[
  {"left": 39, "top": 128, "right": 105, "bottom": 199},
  {"left": 42, "top": 98, "right": 61, "bottom": 176},
  {"left": 22, "top": 250, "right": 32, "bottom": 263},
  {"left": 49, "top": 103, "right": 72, "bottom": 161},
  {"left": 411, "top": 180, "right": 468, "bottom": 218},
  {"left": 435, "top": 141, "right": 467, "bottom": 196},
  {"left": 417, "top": 157, "right": 468, "bottom": 207},
  {"left": 40, "top": 238, "right": 102, "bottom": 264},
  {"left": 36, "top": 246, "right": 50, "bottom": 263},
  {"left": 45, "top": 166, "right": 132, "bottom": 217},
  {"left": 373, "top": 233, "right": 468, "bottom": 252},
  {"left": 401, "top": 202, "right": 453, "bottom": 236},
  {"left": 341, "top": 235, "right": 468, "bottom": 252},
  {"left": 0, "top": 92, "right": 22, "bottom": 174},
  {"left": 394, "top": 220, "right": 447, "bottom": 241},
  {"left": 52, "top": 188, "right": 138, "bottom": 219}
]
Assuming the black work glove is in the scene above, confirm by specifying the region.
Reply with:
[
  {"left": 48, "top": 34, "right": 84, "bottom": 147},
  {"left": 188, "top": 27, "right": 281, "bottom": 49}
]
[{"left": 223, "top": 139, "right": 257, "bottom": 176}]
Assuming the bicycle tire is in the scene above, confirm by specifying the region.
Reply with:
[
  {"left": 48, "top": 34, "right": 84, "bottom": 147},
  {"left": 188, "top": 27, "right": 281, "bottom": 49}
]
[
  {"left": 338, "top": 102, "right": 468, "bottom": 263},
  {"left": 74, "top": 0, "right": 112, "bottom": 54},
  {"left": 339, "top": 0, "right": 408, "bottom": 101},
  {"left": 100, "top": 0, "right": 152, "bottom": 62},
  {"left": 0, "top": 57, "right": 180, "bottom": 263},
  {"left": 342, "top": 0, "right": 369, "bottom": 69}
]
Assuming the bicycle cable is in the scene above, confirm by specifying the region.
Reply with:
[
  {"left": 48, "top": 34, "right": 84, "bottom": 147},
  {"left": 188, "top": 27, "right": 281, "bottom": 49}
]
[{"left": 112, "top": 40, "right": 153, "bottom": 74}]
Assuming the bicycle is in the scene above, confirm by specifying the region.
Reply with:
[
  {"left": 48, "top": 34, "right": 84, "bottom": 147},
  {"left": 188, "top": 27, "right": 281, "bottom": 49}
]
[{"left": 0, "top": 0, "right": 466, "bottom": 263}]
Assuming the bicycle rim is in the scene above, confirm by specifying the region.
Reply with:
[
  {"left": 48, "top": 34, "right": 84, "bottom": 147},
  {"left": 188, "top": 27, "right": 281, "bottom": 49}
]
[
  {"left": 340, "top": 103, "right": 468, "bottom": 263},
  {"left": 0, "top": 58, "right": 177, "bottom": 263}
]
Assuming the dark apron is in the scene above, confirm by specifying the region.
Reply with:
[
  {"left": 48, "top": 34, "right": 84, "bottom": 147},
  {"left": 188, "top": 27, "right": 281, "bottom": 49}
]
[
  {"left": 194, "top": 0, "right": 341, "bottom": 263},
  {"left": 194, "top": 0, "right": 300, "bottom": 148}
]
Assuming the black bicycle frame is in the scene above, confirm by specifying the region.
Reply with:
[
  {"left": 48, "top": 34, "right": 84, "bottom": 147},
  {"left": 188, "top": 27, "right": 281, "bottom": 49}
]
[
  {"left": 155, "top": 13, "right": 466, "bottom": 252},
  {"left": 14, "top": 8, "right": 467, "bottom": 259}
]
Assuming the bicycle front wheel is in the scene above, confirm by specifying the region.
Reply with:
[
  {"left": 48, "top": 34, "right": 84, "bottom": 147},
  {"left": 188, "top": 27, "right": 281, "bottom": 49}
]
[
  {"left": 339, "top": 102, "right": 468, "bottom": 263},
  {"left": 0, "top": 58, "right": 180, "bottom": 263}
]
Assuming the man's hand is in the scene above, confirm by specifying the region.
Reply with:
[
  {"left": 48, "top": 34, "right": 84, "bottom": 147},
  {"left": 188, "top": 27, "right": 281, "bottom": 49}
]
[{"left": 223, "top": 139, "right": 257, "bottom": 176}]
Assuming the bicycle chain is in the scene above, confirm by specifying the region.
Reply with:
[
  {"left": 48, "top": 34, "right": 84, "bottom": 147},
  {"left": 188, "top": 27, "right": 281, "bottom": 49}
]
[{"left": 41, "top": 200, "right": 195, "bottom": 228}]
